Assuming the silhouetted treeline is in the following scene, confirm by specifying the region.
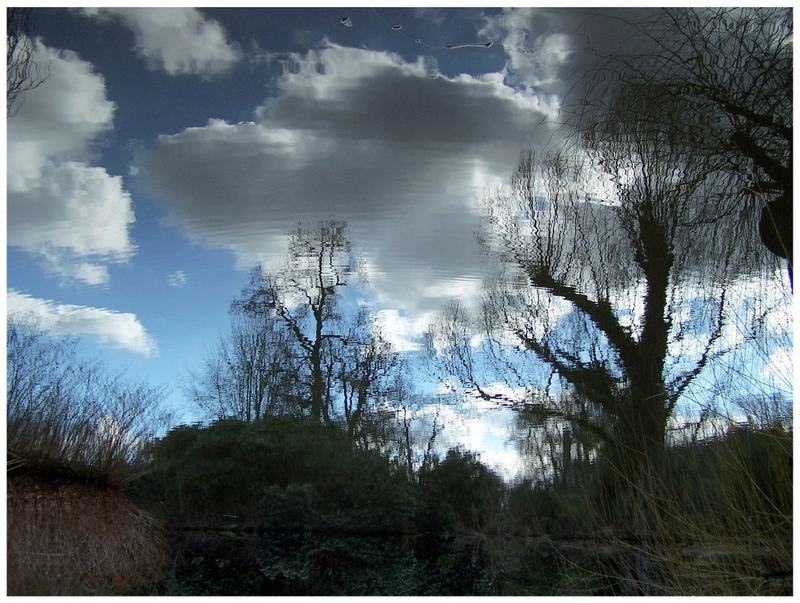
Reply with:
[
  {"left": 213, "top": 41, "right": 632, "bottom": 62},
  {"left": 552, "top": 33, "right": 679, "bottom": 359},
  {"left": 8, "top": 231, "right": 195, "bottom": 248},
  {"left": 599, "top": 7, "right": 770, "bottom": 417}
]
[{"left": 123, "top": 414, "right": 791, "bottom": 595}]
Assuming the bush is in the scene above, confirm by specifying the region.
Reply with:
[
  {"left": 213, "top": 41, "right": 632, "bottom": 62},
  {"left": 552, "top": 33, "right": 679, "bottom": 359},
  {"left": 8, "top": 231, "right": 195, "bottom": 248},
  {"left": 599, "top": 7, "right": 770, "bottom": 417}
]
[
  {"left": 416, "top": 448, "right": 505, "bottom": 535},
  {"left": 665, "top": 425, "right": 793, "bottom": 539},
  {"left": 506, "top": 480, "right": 589, "bottom": 537},
  {"left": 131, "top": 416, "right": 417, "bottom": 531}
]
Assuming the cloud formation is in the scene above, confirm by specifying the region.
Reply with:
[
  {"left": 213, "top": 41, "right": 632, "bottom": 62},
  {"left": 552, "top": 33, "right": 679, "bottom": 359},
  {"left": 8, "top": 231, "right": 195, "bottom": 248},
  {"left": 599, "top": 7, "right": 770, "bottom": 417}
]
[
  {"left": 480, "top": 7, "right": 662, "bottom": 100},
  {"left": 8, "top": 290, "right": 157, "bottom": 357},
  {"left": 373, "top": 308, "right": 435, "bottom": 353},
  {"left": 81, "top": 7, "right": 240, "bottom": 78},
  {"left": 167, "top": 270, "right": 189, "bottom": 287},
  {"left": 7, "top": 40, "right": 135, "bottom": 285},
  {"left": 139, "top": 41, "right": 557, "bottom": 316}
]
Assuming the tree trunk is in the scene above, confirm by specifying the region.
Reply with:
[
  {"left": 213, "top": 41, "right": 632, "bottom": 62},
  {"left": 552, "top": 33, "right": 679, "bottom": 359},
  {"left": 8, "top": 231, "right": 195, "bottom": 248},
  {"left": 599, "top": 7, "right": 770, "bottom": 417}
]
[{"left": 309, "top": 304, "right": 325, "bottom": 422}]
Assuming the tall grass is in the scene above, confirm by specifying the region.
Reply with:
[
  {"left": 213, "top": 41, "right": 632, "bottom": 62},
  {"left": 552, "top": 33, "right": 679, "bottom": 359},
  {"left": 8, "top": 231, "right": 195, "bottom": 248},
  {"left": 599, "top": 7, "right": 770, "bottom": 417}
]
[
  {"left": 555, "top": 410, "right": 792, "bottom": 595},
  {"left": 7, "top": 320, "right": 167, "bottom": 485}
]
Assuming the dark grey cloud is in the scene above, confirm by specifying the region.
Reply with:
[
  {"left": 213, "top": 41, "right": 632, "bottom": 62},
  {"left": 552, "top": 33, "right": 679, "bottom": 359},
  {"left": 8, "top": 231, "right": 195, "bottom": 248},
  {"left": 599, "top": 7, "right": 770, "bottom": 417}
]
[{"left": 264, "top": 67, "right": 544, "bottom": 147}]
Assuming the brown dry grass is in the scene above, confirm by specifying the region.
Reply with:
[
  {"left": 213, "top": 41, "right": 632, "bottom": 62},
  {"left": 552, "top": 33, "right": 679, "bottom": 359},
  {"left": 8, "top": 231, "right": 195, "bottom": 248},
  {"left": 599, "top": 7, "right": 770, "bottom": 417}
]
[{"left": 7, "top": 477, "right": 169, "bottom": 595}]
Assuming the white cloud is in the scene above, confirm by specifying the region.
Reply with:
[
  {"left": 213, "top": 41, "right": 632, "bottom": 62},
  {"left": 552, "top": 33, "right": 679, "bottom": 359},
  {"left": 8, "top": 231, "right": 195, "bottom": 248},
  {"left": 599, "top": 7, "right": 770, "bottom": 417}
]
[
  {"left": 81, "top": 7, "right": 240, "bottom": 78},
  {"left": 139, "top": 41, "right": 558, "bottom": 318},
  {"left": 46, "top": 258, "right": 110, "bottom": 286},
  {"left": 413, "top": 396, "right": 549, "bottom": 481},
  {"left": 373, "top": 308, "right": 434, "bottom": 352},
  {"left": 422, "top": 278, "right": 484, "bottom": 301},
  {"left": 479, "top": 8, "right": 571, "bottom": 95},
  {"left": 7, "top": 41, "right": 115, "bottom": 191},
  {"left": 167, "top": 270, "right": 189, "bottom": 287},
  {"left": 10, "top": 162, "right": 135, "bottom": 259},
  {"left": 8, "top": 290, "right": 157, "bottom": 357},
  {"left": 7, "top": 40, "right": 135, "bottom": 285},
  {"left": 761, "top": 347, "right": 792, "bottom": 389}
]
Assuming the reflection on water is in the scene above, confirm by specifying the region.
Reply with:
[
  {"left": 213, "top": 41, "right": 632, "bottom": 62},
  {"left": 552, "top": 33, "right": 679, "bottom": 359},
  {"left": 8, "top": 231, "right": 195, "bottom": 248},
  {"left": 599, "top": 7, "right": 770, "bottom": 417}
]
[
  {"left": 169, "top": 529, "right": 556, "bottom": 596},
  {"left": 409, "top": 399, "right": 569, "bottom": 483},
  {"left": 7, "top": 6, "right": 794, "bottom": 597},
  {"left": 256, "top": 531, "right": 494, "bottom": 596}
]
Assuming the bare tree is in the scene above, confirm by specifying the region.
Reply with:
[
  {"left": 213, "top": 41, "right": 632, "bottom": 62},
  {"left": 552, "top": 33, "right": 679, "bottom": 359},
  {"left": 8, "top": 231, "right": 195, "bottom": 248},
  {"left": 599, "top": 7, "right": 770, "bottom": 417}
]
[
  {"left": 432, "top": 83, "right": 766, "bottom": 526},
  {"left": 427, "top": 84, "right": 788, "bottom": 593},
  {"left": 333, "top": 308, "right": 400, "bottom": 445},
  {"left": 580, "top": 8, "right": 792, "bottom": 279},
  {"left": 7, "top": 7, "right": 46, "bottom": 116},
  {"left": 188, "top": 310, "right": 300, "bottom": 421},
  {"left": 219, "top": 220, "right": 409, "bottom": 442},
  {"left": 238, "top": 221, "right": 357, "bottom": 423}
]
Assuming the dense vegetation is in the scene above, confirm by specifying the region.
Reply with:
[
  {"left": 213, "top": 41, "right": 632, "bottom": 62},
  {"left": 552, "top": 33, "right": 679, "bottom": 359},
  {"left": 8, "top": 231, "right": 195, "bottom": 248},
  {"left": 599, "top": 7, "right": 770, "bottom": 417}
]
[
  {"left": 7, "top": 322, "right": 169, "bottom": 595},
  {"left": 122, "top": 415, "right": 790, "bottom": 595},
  {"left": 6, "top": 318, "right": 793, "bottom": 595},
  {"left": 7, "top": 6, "right": 792, "bottom": 597}
]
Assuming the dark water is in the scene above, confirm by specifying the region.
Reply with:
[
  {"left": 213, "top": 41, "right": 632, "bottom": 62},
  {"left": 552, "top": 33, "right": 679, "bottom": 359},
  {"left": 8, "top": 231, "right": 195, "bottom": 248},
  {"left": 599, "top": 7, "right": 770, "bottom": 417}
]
[{"left": 162, "top": 529, "right": 566, "bottom": 596}]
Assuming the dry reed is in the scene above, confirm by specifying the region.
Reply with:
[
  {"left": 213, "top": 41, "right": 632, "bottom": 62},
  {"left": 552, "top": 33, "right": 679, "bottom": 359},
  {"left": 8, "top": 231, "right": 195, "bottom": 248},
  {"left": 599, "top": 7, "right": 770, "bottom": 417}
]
[{"left": 7, "top": 478, "right": 169, "bottom": 595}]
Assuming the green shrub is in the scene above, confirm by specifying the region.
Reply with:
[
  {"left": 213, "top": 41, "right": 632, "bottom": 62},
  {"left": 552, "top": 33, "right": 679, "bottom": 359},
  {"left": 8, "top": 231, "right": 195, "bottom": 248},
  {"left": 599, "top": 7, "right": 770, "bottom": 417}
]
[
  {"left": 416, "top": 448, "right": 505, "bottom": 535},
  {"left": 131, "top": 416, "right": 416, "bottom": 531}
]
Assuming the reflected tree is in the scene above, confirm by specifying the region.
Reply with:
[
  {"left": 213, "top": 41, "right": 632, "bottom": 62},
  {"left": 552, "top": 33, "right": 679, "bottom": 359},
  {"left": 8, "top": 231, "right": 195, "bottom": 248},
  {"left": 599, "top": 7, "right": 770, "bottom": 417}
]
[
  {"left": 332, "top": 308, "right": 400, "bottom": 445},
  {"left": 582, "top": 7, "right": 792, "bottom": 280},
  {"left": 188, "top": 309, "right": 300, "bottom": 421},
  {"left": 432, "top": 81, "right": 770, "bottom": 548},
  {"left": 235, "top": 221, "right": 402, "bottom": 436},
  {"left": 239, "top": 221, "right": 355, "bottom": 423},
  {"left": 7, "top": 7, "right": 46, "bottom": 116}
]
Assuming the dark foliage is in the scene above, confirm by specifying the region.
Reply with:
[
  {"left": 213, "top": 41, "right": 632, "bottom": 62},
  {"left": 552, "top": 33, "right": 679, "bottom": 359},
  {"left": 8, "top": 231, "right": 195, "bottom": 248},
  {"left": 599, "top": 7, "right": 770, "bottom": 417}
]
[
  {"left": 43, "top": 408, "right": 790, "bottom": 596},
  {"left": 416, "top": 447, "right": 505, "bottom": 535},
  {"left": 129, "top": 416, "right": 416, "bottom": 530},
  {"left": 665, "top": 425, "right": 792, "bottom": 538},
  {"left": 506, "top": 480, "right": 589, "bottom": 537}
]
